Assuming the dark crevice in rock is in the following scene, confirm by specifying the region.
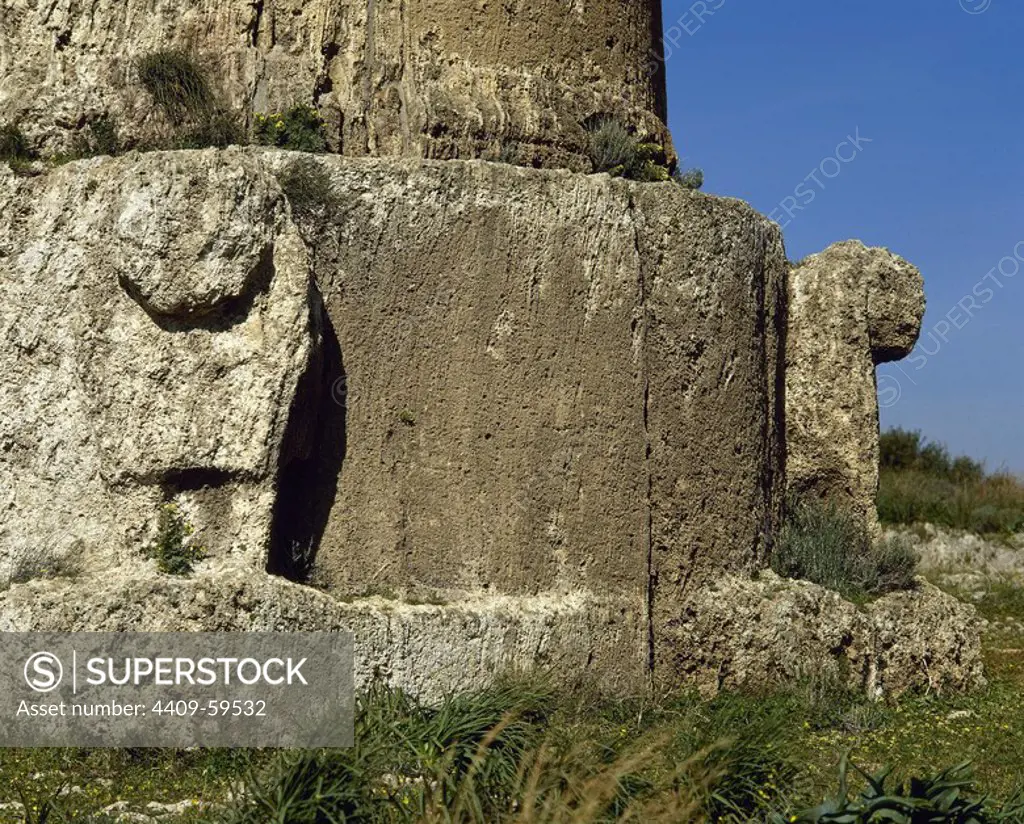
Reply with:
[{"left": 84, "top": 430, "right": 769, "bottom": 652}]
[
  {"left": 109, "top": 466, "right": 248, "bottom": 490},
  {"left": 160, "top": 468, "right": 238, "bottom": 494},
  {"left": 247, "top": 0, "right": 264, "bottom": 48},
  {"left": 267, "top": 291, "right": 347, "bottom": 582},
  {"left": 631, "top": 191, "right": 656, "bottom": 680},
  {"left": 756, "top": 230, "right": 787, "bottom": 568}
]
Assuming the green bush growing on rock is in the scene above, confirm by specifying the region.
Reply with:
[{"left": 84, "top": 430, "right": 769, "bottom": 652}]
[
  {"left": 771, "top": 498, "right": 917, "bottom": 600},
  {"left": 0, "top": 122, "right": 32, "bottom": 161},
  {"left": 254, "top": 104, "right": 328, "bottom": 153},
  {"left": 137, "top": 50, "right": 242, "bottom": 149},
  {"left": 0, "top": 122, "right": 36, "bottom": 173},
  {"left": 277, "top": 156, "right": 339, "bottom": 222},
  {"left": 586, "top": 118, "right": 671, "bottom": 182},
  {"left": 71, "top": 115, "right": 120, "bottom": 157},
  {"left": 143, "top": 502, "right": 206, "bottom": 576}
]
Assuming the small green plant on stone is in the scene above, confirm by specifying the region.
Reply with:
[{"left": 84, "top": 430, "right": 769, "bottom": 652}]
[
  {"left": 587, "top": 117, "right": 635, "bottom": 172},
  {"left": 136, "top": 49, "right": 242, "bottom": 149},
  {"left": 398, "top": 408, "right": 417, "bottom": 426},
  {"left": 277, "top": 156, "right": 339, "bottom": 222},
  {"left": 0, "top": 122, "right": 36, "bottom": 172},
  {"left": 143, "top": 502, "right": 207, "bottom": 576},
  {"left": 254, "top": 104, "right": 328, "bottom": 153},
  {"left": 771, "top": 497, "right": 917, "bottom": 600},
  {"left": 586, "top": 117, "right": 672, "bottom": 182},
  {"left": 71, "top": 115, "right": 120, "bottom": 158},
  {"left": 9, "top": 553, "right": 83, "bottom": 586},
  {"left": 1, "top": 122, "right": 31, "bottom": 159},
  {"left": 496, "top": 140, "right": 520, "bottom": 165}
]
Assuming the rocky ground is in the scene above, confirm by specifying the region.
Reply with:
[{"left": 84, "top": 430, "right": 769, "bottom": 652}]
[{"left": 895, "top": 525, "right": 1024, "bottom": 634}]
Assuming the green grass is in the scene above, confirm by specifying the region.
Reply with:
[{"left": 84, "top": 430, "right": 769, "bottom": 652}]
[
  {"left": 878, "top": 429, "right": 1024, "bottom": 536},
  {"left": 136, "top": 50, "right": 242, "bottom": 150},
  {"left": 4, "top": 614, "right": 1023, "bottom": 823},
  {"left": 276, "top": 156, "right": 340, "bottom": 222},
  {"left": 137, "top": 50, "right": 215, "bottom": 126},
  {"left": 0, "top": 748, "right": 247, "bottom": 822}
]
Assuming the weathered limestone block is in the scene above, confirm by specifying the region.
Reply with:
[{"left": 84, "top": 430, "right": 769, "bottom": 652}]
[
  {"left": 786, "top": 241, "right": 925, "bottom": 532},
  {"left": 288, "top": 156, "right": 786, "bottom": 673},
  {"left": 0, "top": 0, "right": 670, "bottom": 168},
  {"left": 0, "top": 150, "right": 983, "bottom": 700},
  {"left": 1, "top": 149, "right": 787, "bottom": 691},
  {"left": 0, "top": 149, "right": 316, "bottom": 585},
  {"left": 0, "top": 565, "right": 642, "bottom": 702},
  {"left": 664, "top": 571, "right": 984, "bottom": 698}
]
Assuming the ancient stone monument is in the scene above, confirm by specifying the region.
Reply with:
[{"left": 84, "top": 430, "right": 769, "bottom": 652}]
[
  {"left": 0, "top": 0, "right": 670, "bottom": 168},
  {"left": 786, "top": 241, "right": 927, "bottom": 534},
  {"left": 0, "top": 4, "right": 980, "bottom": 698}
]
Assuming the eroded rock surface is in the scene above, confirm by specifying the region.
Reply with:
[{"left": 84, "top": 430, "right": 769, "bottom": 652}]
[
  {"left": 786, "top": 241, "right": 926, "bottom": 533},
  {"left": 0, "top": 149, "right": 316, "bottom": 583},
  {"left": 0, "top": 0, "right": 670, "bottom": 168},
  {"left": 0, "top": 566, "right": 643, "bottom": 702},
  {"left": 2, "top": 150, "right": 978, "bottom": 700},
  {"left": 665, "top": 570, "right": 984, "bottom": 697},
  {"left": 276, "top": 155, "right": 787, "bottom": 668},
  {"left": 0, "top": 149, "right": 786, "bottom": 689}
]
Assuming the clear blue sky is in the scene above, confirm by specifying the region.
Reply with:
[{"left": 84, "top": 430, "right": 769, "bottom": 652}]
[{"left": 662, "top": 0, "right": 1023, "bottom": 473}]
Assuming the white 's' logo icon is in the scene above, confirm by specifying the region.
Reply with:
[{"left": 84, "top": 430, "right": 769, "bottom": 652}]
[{"left": 24, "top": 652, "right": 63, "bottom": 693}]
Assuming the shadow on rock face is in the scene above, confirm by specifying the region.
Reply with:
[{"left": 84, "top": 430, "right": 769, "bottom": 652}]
[{"left": 267, "top": 295, "right": 347, "bottom": 583}]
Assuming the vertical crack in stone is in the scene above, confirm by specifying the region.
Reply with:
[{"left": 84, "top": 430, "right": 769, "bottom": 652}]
[
  {"left": 247, "top": 0, "right": 264, "bottom": 48},
  {"left": 362, "top": 0, "right": 378, "bottom": 154},
  {"left": 630, "top": 190, "right": 656, "bottom": 680}
]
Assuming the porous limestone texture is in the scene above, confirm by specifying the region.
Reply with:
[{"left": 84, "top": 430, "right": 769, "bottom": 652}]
[
  {"left": 0, "top": 0, "right": 670, "bottom": 168},
  {"left": 664, "top": 570, "right": 984, "bottom": 698},
  {"left": 0, "top": 148, "right": 786, "bottom": 688},
  {"left": 0, "top": 565, "right": 642, "bottom": 702},
  {"left": 0, "top": 149, "right": 317, "bottom": 582},
  {"left": 786, "top": 241, "right": 925, "bottom": 533},
  {"left": 280, "top": 154, "right": 787, "bottom": 681}
]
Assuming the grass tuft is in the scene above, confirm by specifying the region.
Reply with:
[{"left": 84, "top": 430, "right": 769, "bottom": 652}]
[
  {"left": 136, "top": 50, "right": 242, "bottom": 149},
  {"left": 771, "top": 498, "right": 918, "bottom": 600},
  {"left": 277, "top": 157, "right": 339, "bottom": 221}
]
